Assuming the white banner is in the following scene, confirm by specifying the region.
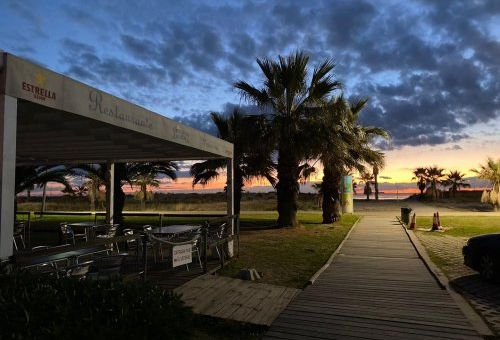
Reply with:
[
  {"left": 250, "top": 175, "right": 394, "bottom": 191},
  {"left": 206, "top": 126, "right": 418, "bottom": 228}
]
[{"left": 172, "top": 244, "right": 192, "bottom": 267}]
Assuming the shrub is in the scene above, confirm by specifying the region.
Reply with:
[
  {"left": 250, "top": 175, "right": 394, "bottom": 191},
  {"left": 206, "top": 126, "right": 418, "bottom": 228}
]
[{"left": 0, "top": 270, "right": 193, "bottom": 339}]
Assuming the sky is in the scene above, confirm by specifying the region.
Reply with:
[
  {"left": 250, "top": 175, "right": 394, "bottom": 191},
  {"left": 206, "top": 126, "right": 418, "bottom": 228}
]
[{"left": 1, "top": 0, "right": 499, "bottom": 194}]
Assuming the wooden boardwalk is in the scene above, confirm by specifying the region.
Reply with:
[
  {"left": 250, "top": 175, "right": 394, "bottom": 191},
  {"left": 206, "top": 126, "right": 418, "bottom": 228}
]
[
  {"left": 265, "top": 216, "right": 483, "bottom": 339},
  {"left": 174, "top": 274, "right": 300, "bottom": 326}
]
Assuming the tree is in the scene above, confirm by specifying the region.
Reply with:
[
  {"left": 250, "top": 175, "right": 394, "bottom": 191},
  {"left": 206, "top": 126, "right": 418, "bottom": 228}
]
[
  {"left": 472, "top": 158, "right": 500, "bottom": 211},
  {"left": 425, "top": 166, "right": 446, "bottom": 200},
  {"left": 412, "top": 167, "right": 427, "bottom": 196},
  {"left": 15, "top": 165, "right": 74, "bottom": 218},
  {"left": 132, "top": 173, "right": 160, "bottom": 210},
  {"left": 446, "top": 170, "right": 470, "bottom": 198},
  {"left": 313, "top": 97, "right": 387, "bottom": 222},
  {"left": 74, "top": 162, "right": 178, "bottom": 224},
  {"left": 190, "top": 110, "right": 275, "bottom": 215},
  {"left": 373, "top": 165, "right": 380, "bottom": 201},
  {"left": 235, "top": 51, "right": 341, "bottom": 227},
  {"left": 360, "top": 172, "right": 374, "bottom": 200}
]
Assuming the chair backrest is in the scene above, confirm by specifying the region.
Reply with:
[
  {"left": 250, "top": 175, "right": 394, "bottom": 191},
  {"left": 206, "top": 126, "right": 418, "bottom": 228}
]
[
  {"left": 142, "top": 225, "right": 154, "bottom": 233},
  {"left": 60, "top": 223, "right": 73, "bottom": 235},
  {"left": 14, "top": 221, "right": 25, "bottom": 235}
]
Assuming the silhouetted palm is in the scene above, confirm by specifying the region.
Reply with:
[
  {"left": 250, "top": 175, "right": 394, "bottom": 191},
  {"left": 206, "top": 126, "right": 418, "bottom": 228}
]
[
  {"left": 360, "top": 172, "right": 374, "bottom": 201},
  {"left": 190, "top": 110, "right": 275, "bottom": 215},
  {"left": 412, "top": 167, "right": 427, "bottom": 196},
  {"left": 235, "top": 51, "right": 341, "bottom": 227},
  {"left": 314, "top": 97, "right": 387, "bottom": 222},
  {"left": 75, "top": 162, "right": 178, "bottom": 223},
  {"left": 425, "top": 166, "right": 446, "bottom": 200},
  {"left": 445, "top": 170, "right": 470, "bottom": 197},
  {"left": 132, "top": 173, "right": 160, "bottom": 210}
]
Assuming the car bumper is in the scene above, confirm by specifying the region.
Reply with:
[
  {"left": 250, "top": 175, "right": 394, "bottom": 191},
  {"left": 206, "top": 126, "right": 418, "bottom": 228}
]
[{"left": 462, "top": 245, "right": 474, "bottom": 269}]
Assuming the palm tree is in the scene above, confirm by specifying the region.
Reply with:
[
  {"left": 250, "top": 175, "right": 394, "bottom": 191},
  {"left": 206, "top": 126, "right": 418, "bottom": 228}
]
[
  {"left": 412, "top": 167, "right": 427, "bottom": 196},
  {"left": 74, "top": 162, "right": 178, "bottom": 224},
  {"left": 472, "top": 158, "right": 500, "bottom": 211},
  {"left": 314, "top": 97, "right": 387, "bottom": 222},
  {"left": 425, "top": 166, "right": 446, "bottom": 200},
  {"left": 190, "top": 110, "right": 275, "bottom": 215},
  {"left": 373, "top": 165, "right": 380, "bottom": 200},
  {"left": 15, "top": 165, "right": 74, "bottom": 217},
  {"left": 360, "top": 172, "right": 374, "bottom": 200},
  {"left": 446, "top": 170, "right": 470, "bottom": 198},
  {"left": 132, "top": 173, "right": 160, "bottom": 210},
  {"left": 235, "top": 51, "right": 341, "bottom": 227}
]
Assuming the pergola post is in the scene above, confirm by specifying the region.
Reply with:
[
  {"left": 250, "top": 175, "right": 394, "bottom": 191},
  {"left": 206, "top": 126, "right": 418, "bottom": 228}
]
[
  {"left": 226, "top": 157, "right": 234, "bottom": 257},
  {"left": 0, "top": 95, "right": 17, "bottom": 259},
  {"left": 105, "top": 161, "right": 114, "bottom": 224}
]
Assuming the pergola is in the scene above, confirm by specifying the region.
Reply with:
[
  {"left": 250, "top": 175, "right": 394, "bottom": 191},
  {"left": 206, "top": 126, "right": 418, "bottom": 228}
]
[{"left": 0, "top": 52, "right": 234, "bottom": 259}]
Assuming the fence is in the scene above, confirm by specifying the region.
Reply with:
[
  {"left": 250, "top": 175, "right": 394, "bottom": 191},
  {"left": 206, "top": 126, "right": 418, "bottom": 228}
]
[{"left": 16, "top": 211, "right": 241, "bottom": 275}]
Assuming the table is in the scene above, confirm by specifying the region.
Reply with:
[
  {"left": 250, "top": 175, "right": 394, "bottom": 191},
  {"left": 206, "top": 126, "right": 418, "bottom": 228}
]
[
  {"left": 152, "top": 225, "right": 201, "bottom": 236},
  {"left": 68, "top": 222, "right": 106, "bottom": 240}
]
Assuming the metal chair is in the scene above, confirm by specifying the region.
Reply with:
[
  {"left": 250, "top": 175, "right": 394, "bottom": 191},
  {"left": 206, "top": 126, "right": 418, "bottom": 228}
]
[
  {"left": 96, "top": 224, "right": 120, "bottom": 252},
  {"left": 59, "top": 223, "right": 87, "bottom": 245},
  {"left": 13, "top": 221, "right": 26, "bottom": 250},
  {"left": 208, "top": 222, "right": 227, "bottom": 261}
]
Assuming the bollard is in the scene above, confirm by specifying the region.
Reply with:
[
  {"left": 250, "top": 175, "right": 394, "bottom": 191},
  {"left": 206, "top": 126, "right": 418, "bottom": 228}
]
[{"left": 409, "top": 213, "right": 416, "bottom": 229}]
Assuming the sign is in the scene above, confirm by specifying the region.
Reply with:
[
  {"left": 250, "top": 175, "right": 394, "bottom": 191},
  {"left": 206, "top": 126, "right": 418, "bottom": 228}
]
[
  {"left": 172, "top": 243, "right": 192, "bottom": 267},
  {"left": 21, "top": 72, "right": 57, "bottom": 102}
]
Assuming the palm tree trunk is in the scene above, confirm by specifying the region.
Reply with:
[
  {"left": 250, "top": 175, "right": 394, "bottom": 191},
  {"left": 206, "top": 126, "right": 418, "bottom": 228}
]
[
  {"left": 321, "top": 166, "right": 335, "bottom": 223},
  {"left": 234, "top": 170, "right": 244, "bottom": 215},
  {"left": 141, "top": 184, "right": 146, "bottom": 210},
  {"left": 41, "top": 182, "right": 47, "bottom": 213},
  {"left": 374, "top": 174, "right": 379, "bottom": 200},
  {"left": 276, "top": 145, "right": 299, "bottom": 228},
  {"left": 113, "top": 163, "right": 126, "bottom": 226}
]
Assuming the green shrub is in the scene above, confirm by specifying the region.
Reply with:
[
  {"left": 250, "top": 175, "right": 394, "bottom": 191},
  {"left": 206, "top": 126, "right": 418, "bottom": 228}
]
[{"left": 0, "top": 270, "right": 193, "bottom": 339}]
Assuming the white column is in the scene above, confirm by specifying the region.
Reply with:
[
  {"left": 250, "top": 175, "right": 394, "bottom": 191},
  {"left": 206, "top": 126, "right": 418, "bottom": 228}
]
[
  {"left": 105, "top": 161, "right": 114, "bottom": 224},
  {"left": 0, "top": 95, "right": 17, "bottom": 259},
  {"left": 226, "top": 158, "right": 234, "bottom": 257}
]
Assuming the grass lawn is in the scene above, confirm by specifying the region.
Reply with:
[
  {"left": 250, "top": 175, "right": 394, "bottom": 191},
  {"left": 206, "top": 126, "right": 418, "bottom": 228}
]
[
  {"left": 415, "top": 216, "right": 500, "bottom": 237},
  {"left": 218, "top": 213, "right": 359, "bottom": 288}
]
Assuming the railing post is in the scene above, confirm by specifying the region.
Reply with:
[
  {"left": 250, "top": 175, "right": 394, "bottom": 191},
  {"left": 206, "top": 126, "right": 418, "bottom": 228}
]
[
  {"left": 236, "top": 214, "right": 240, "bottom": 258},
  {"left": 142, "top": 234, "right": 148, "bottom": 281},
  {"left": 159, "top": 213, "right": 163, "bottom": 228},
  {"left": 202, "top": 224, "right": 208, "bottom": 273},
  {"left": 27, "top": 211, "right": 31, "bottom": 250}
]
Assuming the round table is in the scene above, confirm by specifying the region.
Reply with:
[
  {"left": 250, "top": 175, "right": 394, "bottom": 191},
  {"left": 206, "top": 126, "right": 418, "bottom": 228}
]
[{"left": 152, "top": 225, "right": 201, "bottom": 236}]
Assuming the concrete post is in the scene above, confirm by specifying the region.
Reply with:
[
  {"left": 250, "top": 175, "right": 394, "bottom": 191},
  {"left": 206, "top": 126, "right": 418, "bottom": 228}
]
[
  {"left": 105, "top": 161, "right": 114, "bottom": 224},
  {"left": 226, "top": 158, "right": 234, "bottom": 257},
  {"left": 0, "top": 95, "right": 17, "bottom": 259}
]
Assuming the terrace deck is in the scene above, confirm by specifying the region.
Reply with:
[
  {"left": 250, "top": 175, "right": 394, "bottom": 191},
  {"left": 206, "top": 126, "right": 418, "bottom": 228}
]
[
  {"left": 174, "top": 274, "right": 300, "bottom": 326},
  {"left": 265, "top": 216, "right": 484, "bottom": 339}
]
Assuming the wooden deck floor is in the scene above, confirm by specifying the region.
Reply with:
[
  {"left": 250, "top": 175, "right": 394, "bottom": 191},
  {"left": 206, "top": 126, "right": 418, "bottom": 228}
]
[
  {"left": 174, "top": 274, "right": 300, "bottom": 326},
  {"left": 265, "top": 216, "right": 483, "bottom": 339}
]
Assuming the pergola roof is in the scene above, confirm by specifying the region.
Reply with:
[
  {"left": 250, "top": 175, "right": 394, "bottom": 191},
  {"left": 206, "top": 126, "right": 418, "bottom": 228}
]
[{"left": 1, "top": 52, "right": 233, "bottom": 165}]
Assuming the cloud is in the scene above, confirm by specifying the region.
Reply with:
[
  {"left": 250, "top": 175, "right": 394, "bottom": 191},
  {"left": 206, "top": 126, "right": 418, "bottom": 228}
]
[{"left": 5, "top": 0, "right": 496, "bottom": 149}]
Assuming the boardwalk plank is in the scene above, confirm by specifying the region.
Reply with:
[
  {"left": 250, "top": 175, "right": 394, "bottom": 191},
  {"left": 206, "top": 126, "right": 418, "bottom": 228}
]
[{"left": 265, "top": 216, "right": 482, "bottom": 339}]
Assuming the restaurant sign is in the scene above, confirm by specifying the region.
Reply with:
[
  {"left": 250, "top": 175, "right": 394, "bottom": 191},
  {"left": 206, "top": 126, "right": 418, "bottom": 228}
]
[
  {"left": 22, "top": 72, "right": 56, "bottom": 102},
  {"left": 172, "top": 243, "right": 192, "bottom": 267}
]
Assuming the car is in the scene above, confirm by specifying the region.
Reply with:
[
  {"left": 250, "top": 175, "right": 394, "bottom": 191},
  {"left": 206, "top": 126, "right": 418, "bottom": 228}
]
[{"left": 463, "top": 233, "right": 500, "bottom": 282}]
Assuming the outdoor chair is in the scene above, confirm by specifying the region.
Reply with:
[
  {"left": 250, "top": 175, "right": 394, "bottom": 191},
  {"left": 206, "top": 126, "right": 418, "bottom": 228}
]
[
  {"left": 59, "top": 223, "right": 87, "bottom": 245},
  {"left": 96, "top": 224, "right": 120, "bottom": 252},
  {"left": 86, "top": 254, "right": 126, "bottom": 281},
  {"left": 139, "top": 225, "right": 155, "bottom": 259},
  {"left": 149, "top": 234, "right": 202, "bottom": 271},
  {"left": 207, "top": 222, "right": 227, "bottom": 262},
  {"left": 13, "top": 221, "right": 26, "bottom": 250},
  {"left": 122, "top": 228, "right": 140, "bottom": 252}
]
